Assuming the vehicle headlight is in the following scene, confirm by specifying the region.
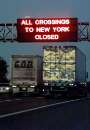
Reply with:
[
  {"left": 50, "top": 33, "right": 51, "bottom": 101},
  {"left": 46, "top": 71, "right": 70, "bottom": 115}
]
[
  {"left": 43, "top": 89, "right": 45, "bottom": 92},
  {"left": 12, "top": 85, "right": 17, "bottom": 88},
  {"left": 22, "top": 88, "right": 26, "bottom": 90},
  {"left": 30, "top": 85, "right": 35, "bottom": 88},
  {"left": 5, "top": 87, "right": 10, "bottom": 90},
  {"left": 69, "top": 83, "right": 73, "bottom": 86},
  {"left": 44, "top": 83, "right": 48, "bottom": 86}
]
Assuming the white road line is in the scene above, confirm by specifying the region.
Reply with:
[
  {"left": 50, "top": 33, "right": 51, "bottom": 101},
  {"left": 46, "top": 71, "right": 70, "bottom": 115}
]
[
  {"left": 0, "top": 98, "right": 22, "bottom": 103},
  {"left": 0, "top": 98, "right": 83, "bottom": 119},
  {"left": 0, "top": 99, "right": 13, "bottom": 103},
  {"left": 14, "top": 99, "right": 22, "bottom": 101},
  {"left": 5, "top": 99, "right": 12, "bottom": 102}
]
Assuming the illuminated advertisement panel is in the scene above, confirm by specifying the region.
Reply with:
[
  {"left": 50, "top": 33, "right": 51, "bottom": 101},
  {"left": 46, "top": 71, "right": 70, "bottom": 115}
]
[
  {"left": 17, "top": 18, "right": 78, "bottom": 42},
  {"left": 12, "top": 56, "right": 35, "bottom": 80},
  {"left": 43, "top": 46, "right": 75, "bottom": 81}
]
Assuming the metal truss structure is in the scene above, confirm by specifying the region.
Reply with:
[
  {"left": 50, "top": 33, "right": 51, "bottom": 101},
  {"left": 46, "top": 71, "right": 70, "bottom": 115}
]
[
  {"left": 78, "top": 22, "right": 89, "bottom": 41},
  {"left": 0, "top": 22, "right": 89, "bottom": 42},
  {"left": 0, "top": 23, "right": 17, "bottom": 42}
]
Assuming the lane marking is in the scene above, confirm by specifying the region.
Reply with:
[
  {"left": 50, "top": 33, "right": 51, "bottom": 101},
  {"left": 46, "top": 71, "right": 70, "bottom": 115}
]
[
  {"left": 0, "top": 100, "right": 10, "bottom": 103},
  {"left": 0, "top": 98, "right": 84, "bottom": 119},
  {"left": 0, "top": 98, "right": 23, "bottom": 103},
  {"left": 5, "top": 99, "right": 12, "bottom": 102},
  {"left": 14, "top": 99, "right": 22, "bottom": 101}
]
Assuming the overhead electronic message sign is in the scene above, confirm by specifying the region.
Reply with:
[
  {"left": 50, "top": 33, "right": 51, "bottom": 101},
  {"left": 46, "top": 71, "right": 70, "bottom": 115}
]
[{"left": 17, "top": 18, "right": 78, "bottom": 42}]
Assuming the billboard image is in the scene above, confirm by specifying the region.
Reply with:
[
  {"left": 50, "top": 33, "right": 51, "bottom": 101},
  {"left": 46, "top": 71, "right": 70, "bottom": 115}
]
[
  {"left": 17, "top": 18, "right": 78, "bottom": 42},
  {"left": 11, "top": 56, "right": 35, "bottom": 81},
  {"left": 43, "top": 46, "right": 76, "bottom": 81}
]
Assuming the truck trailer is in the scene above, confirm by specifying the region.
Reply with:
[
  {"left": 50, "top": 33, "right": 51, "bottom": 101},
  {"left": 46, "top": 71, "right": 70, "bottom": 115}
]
[
  {"left": 10, "top": 46, "right": 87, "bottom": 97},
  {"left": 42, "top": 46, "right": 87, "bottom": 97},
  {"left": 10, "top": 55, "right": 43, "bottom": 95}
]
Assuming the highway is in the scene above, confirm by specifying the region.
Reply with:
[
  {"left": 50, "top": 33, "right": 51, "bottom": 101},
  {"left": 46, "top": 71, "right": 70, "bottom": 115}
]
[{"left": 0, "top": 96, "right": 90, "bottom": 130}]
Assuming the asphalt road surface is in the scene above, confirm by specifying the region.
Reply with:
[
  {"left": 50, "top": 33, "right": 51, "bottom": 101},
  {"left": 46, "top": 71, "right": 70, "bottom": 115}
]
[{"left": 0, "top": 96, "right": 90, "bottom": 130}]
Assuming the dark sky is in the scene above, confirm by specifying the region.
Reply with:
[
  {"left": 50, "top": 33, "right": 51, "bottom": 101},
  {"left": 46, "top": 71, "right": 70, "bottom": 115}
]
[{"left": 0, "top": 0, "right": 90, "bottom": 80}]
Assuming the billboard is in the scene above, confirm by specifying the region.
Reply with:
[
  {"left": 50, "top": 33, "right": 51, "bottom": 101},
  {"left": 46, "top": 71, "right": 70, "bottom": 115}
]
[
  {"left": 43, "top": 46, "right": 75, "bottom": 81},
  {"left": 12, "top": 56, "right": 35, "bottom": 81},
  {"left": 17, "top": 18, "right": 78, "bottom": 42}
]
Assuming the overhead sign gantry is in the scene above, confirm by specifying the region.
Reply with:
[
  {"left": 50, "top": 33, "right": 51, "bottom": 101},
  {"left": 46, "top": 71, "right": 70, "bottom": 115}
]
[
  {"left": 17, "top": 18, "right": 78, "bottom": 42},
  {"left": 0, "top": 18, "right": 90, "bottom": 42}
]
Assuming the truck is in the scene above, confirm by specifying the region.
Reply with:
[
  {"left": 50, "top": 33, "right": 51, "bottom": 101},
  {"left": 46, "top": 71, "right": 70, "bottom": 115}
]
[
  {"left": 42, "top": 46, "right": 87, "bottom": 97},
  {"left": 10, "top": 55, "right": 43, "bottom": 95},
  {"left": 10, "top": 46, "right": 87, "bottom": 98}
]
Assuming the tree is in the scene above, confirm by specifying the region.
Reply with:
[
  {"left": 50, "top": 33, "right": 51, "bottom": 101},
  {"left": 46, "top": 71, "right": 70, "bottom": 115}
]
[{"left": 0, "top": 57, "right": 8, "bottom": 83}]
